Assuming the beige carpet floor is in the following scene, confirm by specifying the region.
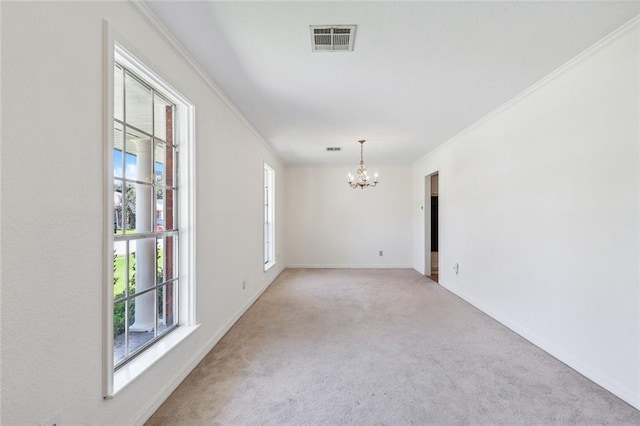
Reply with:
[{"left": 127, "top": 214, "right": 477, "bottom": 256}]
[{"left": 147, "top": 268, "right": 640, "bottom": 425}]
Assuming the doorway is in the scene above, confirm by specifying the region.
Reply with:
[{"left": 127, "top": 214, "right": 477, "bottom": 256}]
[{"left": 425, "top": 173, "right": 439, "bottom": 282}]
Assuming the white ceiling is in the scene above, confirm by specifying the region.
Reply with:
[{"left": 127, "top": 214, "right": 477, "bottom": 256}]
[{"left": 145, "top": 1, "right": 639, "bottom": 165}]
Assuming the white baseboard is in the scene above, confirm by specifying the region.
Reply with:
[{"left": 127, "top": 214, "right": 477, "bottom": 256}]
[
  {"left": 286, "top": 264, "right": 413, "bottom": 269},
  {"left": 131, "top": 266, "right": 286, "bottom": 425},
  {"left": 439, "top": 279, "right": 640, "bottom": 411}
]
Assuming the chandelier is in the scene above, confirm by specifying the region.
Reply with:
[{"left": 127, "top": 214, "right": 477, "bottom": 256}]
[{"left": 347, "top": 139, "right": 378, "bottom": 189}]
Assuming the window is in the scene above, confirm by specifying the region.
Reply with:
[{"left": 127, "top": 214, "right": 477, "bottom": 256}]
[
  {"left": 264, "top": 163, "right": 275, "bottom": 270},
  {"left": 106, "top": 44, "right": 195, "bottom": 391},
  {"left": 112, "top": 58, "right": 179, "bottom": 368}
]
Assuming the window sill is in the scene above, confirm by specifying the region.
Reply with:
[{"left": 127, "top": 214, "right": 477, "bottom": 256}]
[
  {"left": 111, "top": 324, "right": 200, "bottom": 397},
  {"left": 264, "top": 261, "right": 276, "bottom": 272}
]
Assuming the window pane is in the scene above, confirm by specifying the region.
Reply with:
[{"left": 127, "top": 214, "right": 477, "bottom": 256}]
[
  {"left": 155, "top": 142, "right": 176, "bottom": 188},
  {"left": 123, "top": 183, "right": 151, "bottom": 234},
  {"left": 156, "top": 236, "right": 164, "bottom": 284},
  {"left": 130, "top": 238, "right": 156, "bottom": 295},
  {"left": 134, "top": 183, "right": 154, "bottom": 234},
  {"left": 123, "top": 179, "right": 154, "bottom": 235},
  {"left": 114, "top": 180, "right": 124, "bottom": 236},
  {"left": 121, "top": 183, "right": 133, "bottom": 233},
  {"left": 113, "top": 242, "right": 128, "bottom": 301},
  {"left": 125, "top": 72, "right": 152, "bottom": 134},
  {"left": 114, "top": 64, "right": 124, "bottom": 121},
  {"left": 167, "top": 144, "right": 175, "bottom": 187},
  {"left": 264, "top": 165, "right": 275, "bottom": 267},
  {"left": 128, "top": 292, "right": 156, "bottom": 354},
  {"left": 155, "top": 189, "right": 164, "bottom": 231},
  {"left": 124, "top": 127, "right": 153, "bottom": 184},
  {"left": 158, "top": 281, "right": 177, "bottom": 334},
  {"left": 159, "top": 235, "right": 177, "bottom": 283},
  {"left": 154, "top": 141, "right": 166, "bottom": 187},
  {"left": 114, "top": 122, "right": 124, "bottom": 178},
  {"left": 163, "top": 189, "right": 177, "bottom": 231},
  {"left": 113, "top": 300, "right": 128, "bottom": 365},
  {"left": 154, "top": 96, "right": 172, "bottom": 142}
]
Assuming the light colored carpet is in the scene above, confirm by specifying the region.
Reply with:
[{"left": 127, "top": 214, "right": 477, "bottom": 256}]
[{"left": 146, "top": 268, "right": 640, "bottom": 425}]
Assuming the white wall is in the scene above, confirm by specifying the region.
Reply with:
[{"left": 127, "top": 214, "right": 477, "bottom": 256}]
[
  {"left": 412, "top": 20, "right": 639, "bottom": 408},
  {"left": 286, "top": 165, "right": 412, "bottom": 268},
  {"left": 1, "top": 2, "right": 285, "bottom": 424}
]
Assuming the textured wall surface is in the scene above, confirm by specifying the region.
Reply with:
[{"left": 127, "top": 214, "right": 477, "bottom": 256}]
[
  {"left": 285, "top": 165, "right": 413, "bottom": 268},
  {"left": 412, "top": 21, "right": 639, "bottom": 409},
  {"left": 1, "top": 2, "right": 285, "bottom": 424}
]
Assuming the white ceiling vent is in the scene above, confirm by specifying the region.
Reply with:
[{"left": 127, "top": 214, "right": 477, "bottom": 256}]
[{"left": 310, "top": 25, "right": 356, "bottom": 52}]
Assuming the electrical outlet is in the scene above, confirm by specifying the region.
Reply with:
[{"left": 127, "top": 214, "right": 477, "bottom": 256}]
[
  {"left": 242, "top": 280, "right": 246, "bottom": 290},
  {"left": 41, "top": 412, "right": 62, "bottom": 426},
  {"left": 453, "top": 263, "right": 459, "bottom": 275},
  {"left": 379, "top": 250, "right": 383, "bottom": 256}
]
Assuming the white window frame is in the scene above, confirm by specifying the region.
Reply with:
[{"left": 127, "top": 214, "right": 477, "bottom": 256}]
[
  {"left": 102, "top": 26, "right": 197, "bottom": 398},
  {"left": 264, "top": 163, "right": 276, "bottom": 271}
]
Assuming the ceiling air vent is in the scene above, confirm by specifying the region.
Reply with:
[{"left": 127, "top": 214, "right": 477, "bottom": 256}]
[
  {"left": 310, "top": 25, "right": 356, "bottom": 52},
  {"left": 326, "top": 147, "right": 342, "bottom": 152}
]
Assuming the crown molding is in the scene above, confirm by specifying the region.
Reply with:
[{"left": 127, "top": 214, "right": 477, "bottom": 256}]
[
  {"left": 415, "top": 14, "right": 640, "bottom": 165},
  {"left": 126, "top": 0, "right": 281, "bottom": 160}
]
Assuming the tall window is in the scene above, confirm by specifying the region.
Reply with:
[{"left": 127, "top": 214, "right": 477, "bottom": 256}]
[
  {"left": 112, "top": 57, "right": 179, "bottom": 368},
  {"left": 264, "top": 164, "right": 275, "bottom": 270}
]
